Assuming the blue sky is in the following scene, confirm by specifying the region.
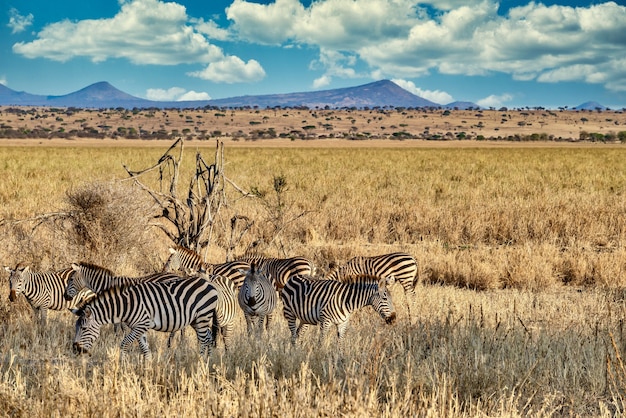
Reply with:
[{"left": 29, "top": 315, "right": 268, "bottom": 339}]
[{"left": 2, "top": 0, "right": 626, "bottom": 108}]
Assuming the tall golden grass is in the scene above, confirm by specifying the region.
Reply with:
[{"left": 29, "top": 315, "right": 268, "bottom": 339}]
[{"left": 1, "top": 141, "right": 626, "bottom": 416}]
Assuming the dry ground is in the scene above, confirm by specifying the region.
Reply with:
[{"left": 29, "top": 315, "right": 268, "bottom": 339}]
[{"left": 2, "top": 105, "right": 625, "bottom": 144}]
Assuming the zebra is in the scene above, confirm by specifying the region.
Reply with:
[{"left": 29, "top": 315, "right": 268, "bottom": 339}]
[
  {"left": 163, "top": 245, "right": 250, "bottom": 289},
  {"left": 280, "top": 274, "right": 397, "bottom": 345},
  {"left": 193, "top": 271, "right": 239, "bottom": 350},
  {"left": 237, "top": 255, "right": 315, "bottom": 291},
  {"left": 63, "top": 262, "right": 182, "bottom": 301},
  {"left": 325, "top": 252, "right": 417, "bottom": 318},
  {"left": 5, "top": 265, "right": 95, "bottom": 326},
  {"left": 71, "top": 276, "right": 218, "bottom": 359},
  {"left": 64, "top": 262, "right": 185, "bottom": 348},
  {"left": 237, "top": 263, "right": 277, "bottom": 336}
]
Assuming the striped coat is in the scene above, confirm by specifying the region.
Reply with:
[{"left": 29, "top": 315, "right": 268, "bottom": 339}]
[
  {"left": 5, "top": 265, "right": 95, "bottom": 325},
  {"left": 325, "top": 252, "right": 418, "bottom": 294},
  {"left": 238, "top": 255, "right": 314, "bottom": 290},
  {"left": 280, "top": 274, "right": 396, "bottom": 344},
  {"left": 163, "top": 246, "right": 250, "bottom": 289},
  {"left": 237, "top": 263, "right": 277, "bottom": 335},
  {"left": 71, "top": 277, "right": 218, "bottom": 359}
]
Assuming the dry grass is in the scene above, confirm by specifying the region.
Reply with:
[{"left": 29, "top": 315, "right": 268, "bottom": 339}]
[{"left": 1, "top": 140, "right": 626, "bottom": 416}]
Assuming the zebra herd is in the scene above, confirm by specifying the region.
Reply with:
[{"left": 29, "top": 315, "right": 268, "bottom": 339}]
[{"left": 4, "top": 248, "right": 418, "bottom": 359}]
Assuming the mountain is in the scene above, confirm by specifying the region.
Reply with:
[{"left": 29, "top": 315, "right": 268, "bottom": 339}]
[
  {"left": 574, "top": 101, "right": 607, "bottom": 111},
  {"left": 0, "top": 83, "right": 48, "bottom": 105},
  {"left": 207, "top": 80, "right": 440, "bottom": 109},
  {"left": 444, "top": 101, "right": 481, "bottom": 110},
  {"left": 0, "top": 80, "right": 444, "bottom": 109},
  {"left": 45, "top": 81, "right": 160, "bottom": 108}
]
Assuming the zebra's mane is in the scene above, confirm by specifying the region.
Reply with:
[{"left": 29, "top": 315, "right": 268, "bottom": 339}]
[{"left": 77, "top": 262, "right": 115, "bottom": 277}]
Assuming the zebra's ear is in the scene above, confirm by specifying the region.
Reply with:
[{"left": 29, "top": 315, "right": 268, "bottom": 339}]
[
  {"left": 378, "top": 276, "right": 387, "bottom": 292},
  {"left": 386, "top": 275, "right": 396, "bottom": 286},
  {"left": 3, "top": 266, "right": 10, "bottom": 273},
  {"left": 169, "top": 247, "right": 176, "bottom": 254},
  {"left": 22, "top": 266, "right": 30, "bottom": 274},
  {"left": 70, "top": 308, "right": 81, "bottom": 316},
  {"left": 71, "top": 263, "right": 80, "bottom": 271}
]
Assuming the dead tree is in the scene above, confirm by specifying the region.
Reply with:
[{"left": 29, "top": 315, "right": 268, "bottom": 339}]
[{"left": 123, "top": 138, "right": 251, "bottom": 254}]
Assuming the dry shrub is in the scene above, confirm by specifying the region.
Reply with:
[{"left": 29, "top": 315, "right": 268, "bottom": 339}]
[{"left": 2, "top": 181, "right": 164, "bottom": 274}]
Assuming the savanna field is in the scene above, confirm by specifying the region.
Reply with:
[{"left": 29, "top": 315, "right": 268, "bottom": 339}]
[{"left": 2, "top": 138, "right": 626, "bottom": 417}]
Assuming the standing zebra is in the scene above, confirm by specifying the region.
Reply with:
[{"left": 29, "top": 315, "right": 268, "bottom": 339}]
[
  {"left": 71, "top": 276, "right": 218, "bottom": 359},
  {"left": 63, "top": 262, "right": 182, "bottom": 301},
  {"left": 163, "top": 246, "right": 250, "bottom": 289},
  {"left": 237, "top": 263, "right": 277, "bottom": 336},
  {"left": 64, "top": 262, "right": 185, "bottom": 348},
  {"left": 280, "top": 274, "right": 396, "bottom": 345},
  {"left": 5, "top": 265, "right": 95, "bottom": 326},
  {"left": 194, "top": 272, "right": 239, "bottom": 350},
  {"left": 237, "top": 255, "right": 314, "bottom": 291},
  {"left": 325, "top": 252, "right": 417, "bottom": 318}
]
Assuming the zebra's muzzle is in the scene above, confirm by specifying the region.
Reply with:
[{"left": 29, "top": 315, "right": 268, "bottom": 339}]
[
  {"left": 385, "top": 312, "right": 397, "bottom": 325},
  {"left": 72, "top": 342, "right": 90, "bottom": 356},
  {"left": 9, "top": 290, "right": 16, "bottom": 302},
  {"left": 63, "top": 291, "right": 73, "bottom": 301}
]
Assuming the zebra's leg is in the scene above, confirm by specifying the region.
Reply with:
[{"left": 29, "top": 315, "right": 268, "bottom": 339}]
[
  {"left": 138, "top": 333, "right": 152, "bottom": 361},
  {"left": 120, "top": 324, "right": 150, "bottom": 359},
  {"left": 264, "top": 312, "right": 274, "bottom": 334},
  {"left": 166, "top": 331, "right": 177, "bottom": 349},
  {"left": 403, "top": 287, "right": 415, "bottom": 323},
  {"left": 192, "top": 324, "right": 214, "bottom": 358},
  {"left": 221, "top": 323, "right": 234, "bottom": 351},
  {"left": 295, "top": 323, "right": 309, "bottom": 343}
]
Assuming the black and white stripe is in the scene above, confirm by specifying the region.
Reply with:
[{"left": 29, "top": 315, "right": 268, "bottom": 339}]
[
  {"left": 163, "top": 246, "right": 250, "bottom": 289},
  {"left": 5, "top": 265, "right": 95, "bottom": 325},
  {"left": 237, "top": 263, "right": 277, "bottom": 335},
  {"left": 194, "top": 272, "right": 239, "bottom": 350},
  {"left": 280, "top": 274, "right": 397, "bottom": 344},
  {"left": 71, "top": 276, "right": 218, "bottom": 359},
  {"left": 325, "top": 252, "right": 418, "bottom": 295},
  {"left": 63, "top": 262, "right": 182, "bottom": 301},
  {"left": 237, "top": 255, "right": 314, "bottom": 290}
]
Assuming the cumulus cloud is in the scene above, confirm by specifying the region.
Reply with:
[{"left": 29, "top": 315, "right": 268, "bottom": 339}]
[
  {"left": 477, "top": 93, "right": 513, "bottom": 109},
  {"left": 146, "top": 87, "right": 211, "bottom": 101},
  {"left": 392, "top": 79, "right": 454, "bottom": 105},
  {"left": 188, "top": 56, "right": 266, "bottom": 83},
  {"left": 11, "top": 0, "right": 265, "bottom": 84},
  {"left": 8, "top": 8, "right": 33, "bottom": 34},
  {"left": 227, "top": 0, "right": 626, "bottom": 92},
  {"left": 0, "top": 75, "right": 7, "bottom": 86}
]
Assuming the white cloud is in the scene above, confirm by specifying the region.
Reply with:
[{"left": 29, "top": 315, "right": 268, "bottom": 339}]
[
  {"left": 188, "top": 56, "right": 266, "bottom": 83},
  {"left": 392, "top": 79, "right": 454, "bottom": 105},
  {"left": 178, "top": 90, "right": 211, "bottom": 101},
  {"left": 0, "top": 75, "right": 7, "bottom": 86},
  {"left": 146, "top": 87, "right": 187, "bottom": 101},
  {"left": 313, "top": 75, "right": 332, "bottom": 89},
  {"left": 227, "top": 0, "right": 626, "bottom": 92},
  {"left": 8, "top": 8, "right": 33, "bottom": 34},
  {"left": 477, "top": 93, "right": 513, "bottom": 109},
  {"left": 11, "top": 0, "right": 265, "bottom": 83},
  {"left": 146, "top": 87, "right": 211, "bottom": 101}
]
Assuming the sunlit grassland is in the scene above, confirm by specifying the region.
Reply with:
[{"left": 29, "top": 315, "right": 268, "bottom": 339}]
[{"left": 2, "top": 142, "right": 626, "bottom": 416}]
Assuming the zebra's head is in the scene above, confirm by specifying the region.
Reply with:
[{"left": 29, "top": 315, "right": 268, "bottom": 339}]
[
  {"left": 5, "top": 265, "right": 28, "bottom": 302},
  {"left": 163, "top": 247, "right": 182, "bottom": 273},
  {"left": 371, "top": 276, "right": 397, "bottom": 325},
  {"left": 64, "top": 263, "right": 85, "bottom": 301},
  {"left": 71, "top": 305, "right": 100, "bottom": 355},
  {"left": 238, "top": 263, "right": 272, "bottom": 308}
]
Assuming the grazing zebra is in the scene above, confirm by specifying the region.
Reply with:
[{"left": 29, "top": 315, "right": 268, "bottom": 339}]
[
  {"left": 237, "top": 263, "right": 277, "bottom": 336},
  {"left": 193, "top": 271, "right": 239, "bottom": 350},
  {"left": 64, "top": 262, "right": 185, "bottom": 348},
  {"left": 163, "top": 246, "right": 250, "bottom": 289},
  {"left": 325, "top": 252, "right": 417, "bottom": 318},
  {"left": 5, "top": 265, "right": 95, "bottom": 326},
  {"left": 71, "top": 276, "right": 218, "bottom": 359},
  {"left": 280, "top": 274, "right": 397, "bottom": 345},
  {"left": 237, "top": 255, "right": 314, "bottom": 291}
]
